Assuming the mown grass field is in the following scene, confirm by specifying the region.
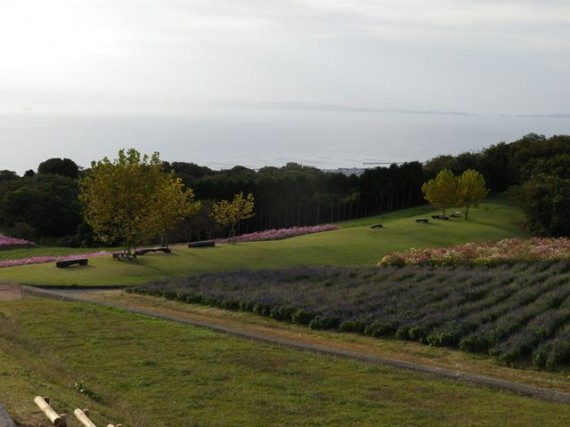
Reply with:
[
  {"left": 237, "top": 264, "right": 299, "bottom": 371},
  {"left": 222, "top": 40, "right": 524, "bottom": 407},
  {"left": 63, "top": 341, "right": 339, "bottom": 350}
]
[
  {"left": 0, "top": 198, "right": 529, "bottom": 287},
  {"left": 0, "top": 299, "right": 568, "bottom": 427}
]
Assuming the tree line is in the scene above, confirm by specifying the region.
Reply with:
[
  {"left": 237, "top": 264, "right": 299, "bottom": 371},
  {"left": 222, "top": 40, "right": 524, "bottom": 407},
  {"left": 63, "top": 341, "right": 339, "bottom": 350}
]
[{"left": 0, "top": 133, "right": 568, "bottom": 247}]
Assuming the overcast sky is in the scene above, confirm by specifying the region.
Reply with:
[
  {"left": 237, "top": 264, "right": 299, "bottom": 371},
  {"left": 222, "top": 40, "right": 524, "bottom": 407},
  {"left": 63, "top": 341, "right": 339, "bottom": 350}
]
[
  {"left": 1, "top": 0, "right": 569, "bottom": 115},
  {"left": 1, "top": 1, "right": 570, "bottom": 174}
]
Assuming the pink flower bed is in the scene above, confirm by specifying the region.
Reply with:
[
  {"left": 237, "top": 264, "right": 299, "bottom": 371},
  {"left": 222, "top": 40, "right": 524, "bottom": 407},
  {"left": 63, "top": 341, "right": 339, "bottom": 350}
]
[
  {"left": 218, "top": 224, "right": 339, "bottom": 243},
  {"left": 379, "top": 238, "right": 570, "bottom": 267},
  {"left": 0, "top": 251, "right": 109, "bottom": 269},
  {"left": 0, "top": 236, "right": 35, "bottom": 248}
]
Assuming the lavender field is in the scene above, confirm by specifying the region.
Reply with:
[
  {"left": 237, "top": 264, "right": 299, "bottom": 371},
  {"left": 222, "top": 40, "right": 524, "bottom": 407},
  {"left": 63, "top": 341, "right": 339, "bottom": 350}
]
[{"left": 132, "top": 263, "right": 570, "bottom": 370}]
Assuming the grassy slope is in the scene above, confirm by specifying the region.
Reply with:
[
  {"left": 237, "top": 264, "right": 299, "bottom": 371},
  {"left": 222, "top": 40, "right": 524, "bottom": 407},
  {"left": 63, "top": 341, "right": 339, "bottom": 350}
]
[
  {"left": 0, "top": 198, "right": 529, "bottom": 287},
  {"left": 0, "top": 299, "right": 567, "bottom": 427}
]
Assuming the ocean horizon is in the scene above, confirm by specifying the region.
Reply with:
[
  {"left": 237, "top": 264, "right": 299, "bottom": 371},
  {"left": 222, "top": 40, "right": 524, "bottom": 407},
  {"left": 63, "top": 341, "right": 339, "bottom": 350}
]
[{"left": 2, "top": 109, "right": 569, "bottom": 174}]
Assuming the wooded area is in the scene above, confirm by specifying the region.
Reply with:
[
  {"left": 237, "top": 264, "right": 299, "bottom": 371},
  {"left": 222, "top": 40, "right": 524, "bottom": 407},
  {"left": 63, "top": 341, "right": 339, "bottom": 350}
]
[{"left": 0, "top": 133, "right": 568, "bottom": 246}]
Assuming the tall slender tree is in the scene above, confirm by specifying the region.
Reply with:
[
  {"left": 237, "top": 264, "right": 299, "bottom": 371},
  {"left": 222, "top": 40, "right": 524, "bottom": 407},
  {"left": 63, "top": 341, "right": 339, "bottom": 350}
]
[
  {"left": 456, "top": 169, "right": 488, "bottom": 220},
  {"left": 210, "top": 192, "right": 254, "bottom": 243}
]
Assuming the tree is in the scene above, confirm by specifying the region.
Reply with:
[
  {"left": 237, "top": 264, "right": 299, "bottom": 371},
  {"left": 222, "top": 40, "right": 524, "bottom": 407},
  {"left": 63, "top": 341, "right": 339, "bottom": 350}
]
[
  {"left": 79, "top": 149, "right": 199, "bottom": 255},
  {"left": 0, "top": 170, "right": 18, "bottom": 181},
  {"left": 421, "top": 169, "right": 458, "bottom": 215},
  {"left": 149, "top": 172, "right": 201, "bottom": 247},
  {"left": 210, "top": 192, "right": 254, "bottom": 243},
  {"left": 38, "top": 158, "right": 80, "bottom": 179},
  {"left": 456, "top": 169, "right": 488, "bottom": 220},
  {"left": 511, "top": 175, "right": 570, "bottom": 237},
  {"left": 0, "top": 174, "right": 81, "bottom": 240}
]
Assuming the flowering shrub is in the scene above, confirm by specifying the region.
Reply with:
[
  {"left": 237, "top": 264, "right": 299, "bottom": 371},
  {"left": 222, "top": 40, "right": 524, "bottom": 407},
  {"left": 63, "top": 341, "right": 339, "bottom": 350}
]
[
  {"left": 0, "top": 251, "right": 108, "bottom": 269},
  {"left": 0, "top": 236, "right": 35, "bottom": 248},
  {"left": 217, "top": 224, "right": 338, "bottom": 243},
  {"left": 379, "top": 238, "right": 570, "bottom": 267}
]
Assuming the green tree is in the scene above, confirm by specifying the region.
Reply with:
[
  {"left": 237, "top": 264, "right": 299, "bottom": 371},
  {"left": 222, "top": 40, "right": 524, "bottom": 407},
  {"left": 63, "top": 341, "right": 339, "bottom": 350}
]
[
  {"left": 511, "top": 175, "right": 570, "bottom": 237},
  {"left": 421, "top": 169, "right": 458, "bottom": 215},
  {"left": 38, "top": 158, "right": 80, "bottom": 179},
  {"left": 79, "top": 149, "right": 199, "bottom": 255},
  {"left": 456, "top": 169, "right": 488, "bottom": 220},
  {"left": 210, "top": 192, "right": 254, "bottom": 243}
]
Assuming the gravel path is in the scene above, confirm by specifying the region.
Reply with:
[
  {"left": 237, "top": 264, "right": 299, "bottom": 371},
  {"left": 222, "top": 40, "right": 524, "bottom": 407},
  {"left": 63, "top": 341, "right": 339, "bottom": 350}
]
[
  {"left": 0, "top": 403, "right": 17, "bottom": 427},
  {"left": 23, "top": 285, "right": 570, "bottom": 405}
]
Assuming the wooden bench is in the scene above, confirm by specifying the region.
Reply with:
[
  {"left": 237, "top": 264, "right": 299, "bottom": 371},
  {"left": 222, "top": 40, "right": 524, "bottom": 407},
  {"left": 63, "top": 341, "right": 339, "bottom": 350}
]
[
  {"left": 370, "top": 224, "right": 383, "bottom": 229},
  {"left": 432, "top": 215, "right": 450, "bottom": 220},
  {"left": 134, "top": 247, "right": 172, "bottom": 255},
  {"left": 415, "top": 218, "right": 429, "bottom": 224},
  {"left": 56, "top": 258, "right": 88, "bottom": 268},
  {"left": 188, "top": 240, "right": 216, "bottom": 248}
]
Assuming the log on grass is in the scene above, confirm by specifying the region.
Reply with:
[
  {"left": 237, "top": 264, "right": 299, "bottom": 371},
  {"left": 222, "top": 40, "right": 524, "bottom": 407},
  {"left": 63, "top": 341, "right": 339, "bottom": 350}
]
[
  {"left": 74, "top": 409, "right": 96, "bottom": 427},
  {"left": 188, "top": 240, "right": 215, "bottom": 248},
  {"left": 34, "top": 396, "right": 66, "bottom": 427},
  {"left": 56, "top": 259, "right": 88, "bottom": 268}
]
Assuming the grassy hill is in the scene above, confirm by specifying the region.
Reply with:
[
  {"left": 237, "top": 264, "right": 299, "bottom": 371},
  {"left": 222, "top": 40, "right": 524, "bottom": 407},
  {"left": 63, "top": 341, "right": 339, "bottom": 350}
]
[
  {"left": 0, "top": 299, "right": 567, "bottom": 427},
  {"left": 0, "top": 198, "right": 529, "bottom": 286}
]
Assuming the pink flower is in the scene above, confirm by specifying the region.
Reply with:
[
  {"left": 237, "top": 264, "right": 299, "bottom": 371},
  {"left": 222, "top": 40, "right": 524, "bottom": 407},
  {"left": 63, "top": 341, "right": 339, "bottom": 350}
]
[{"left": 0, "top": 251, "right": 108, "bottom": 269}]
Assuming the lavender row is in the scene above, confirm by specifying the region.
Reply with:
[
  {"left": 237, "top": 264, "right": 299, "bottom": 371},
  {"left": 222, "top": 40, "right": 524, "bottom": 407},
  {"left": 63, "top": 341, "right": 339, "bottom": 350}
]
[{"left": 131, "top": 262, "right": 570, "bottom": 369}]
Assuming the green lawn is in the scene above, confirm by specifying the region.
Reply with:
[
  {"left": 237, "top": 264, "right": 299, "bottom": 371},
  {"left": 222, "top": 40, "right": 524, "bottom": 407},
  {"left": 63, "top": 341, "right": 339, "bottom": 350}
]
[
  {"left": 0, "top": 299, "right": 567, "bottom": 427},
  {"left": 0, "top": 198, "right": 530, "bottom": 286}
]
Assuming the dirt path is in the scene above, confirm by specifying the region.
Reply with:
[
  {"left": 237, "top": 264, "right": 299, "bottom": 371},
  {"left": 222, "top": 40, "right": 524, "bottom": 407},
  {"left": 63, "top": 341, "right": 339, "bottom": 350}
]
[
  {"left": 0, "top": 284, "right": 23, "bottom": 301},
  {"left": 22, "top": 286, "right": 570, "bottom": 405}
]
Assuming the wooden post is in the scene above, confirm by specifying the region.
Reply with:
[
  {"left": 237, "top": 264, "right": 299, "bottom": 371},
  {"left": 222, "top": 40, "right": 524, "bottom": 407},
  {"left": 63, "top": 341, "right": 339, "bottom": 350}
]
[
  {"left": 74, "top": 408, "right": 97, "bottom": 427},
  {"left": 33, "top": 396, "right": 66, "bottom": 427}
]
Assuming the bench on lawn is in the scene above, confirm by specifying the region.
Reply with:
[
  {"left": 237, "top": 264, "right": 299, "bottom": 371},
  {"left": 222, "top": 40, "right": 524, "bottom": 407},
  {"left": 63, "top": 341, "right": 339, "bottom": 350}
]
[
  {"left": 431, "top": 215, "right": 450, "bottom": 220},
  {"left": 370, "top": 224, "right": 383, "bottom": 229},
  {"left": 134, "top": 247, "right": 171, "bottom": 255},
  {"left": 56, "top": 258, "right": 88, "bottom": 268},
  {"left": 188, "top": 240, "right": 215, "bottom": 248},
  {"left": 415, "top": 218, "right": 429, "bottom": 224}
]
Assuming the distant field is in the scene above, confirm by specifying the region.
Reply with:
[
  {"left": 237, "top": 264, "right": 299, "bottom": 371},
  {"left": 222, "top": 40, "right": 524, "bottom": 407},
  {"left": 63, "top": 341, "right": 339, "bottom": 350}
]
[
  {"left": 0, "top": 299, "right": 568, "bottom": 427},
  {"left": 0, "top": 198, "right": 529, "bottom": 286}
]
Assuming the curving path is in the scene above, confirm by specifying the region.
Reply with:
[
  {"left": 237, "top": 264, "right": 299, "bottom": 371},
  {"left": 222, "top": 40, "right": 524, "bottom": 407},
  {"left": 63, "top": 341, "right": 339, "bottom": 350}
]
[{"left": 23, "top": 285, "right": 570, "bottom": 405}]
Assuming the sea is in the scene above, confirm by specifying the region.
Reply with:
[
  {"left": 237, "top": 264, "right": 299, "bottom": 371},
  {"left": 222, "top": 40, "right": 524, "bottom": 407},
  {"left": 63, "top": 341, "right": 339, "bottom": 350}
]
[{"left": 1, "top": 110, "right": 569, "bottom": 174}]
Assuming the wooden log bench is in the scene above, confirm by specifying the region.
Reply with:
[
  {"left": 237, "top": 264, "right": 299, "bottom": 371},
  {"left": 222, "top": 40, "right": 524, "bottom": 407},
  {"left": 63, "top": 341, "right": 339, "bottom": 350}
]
[
  {"left": 370, "top": 224, "right": 383, "bottom": 229},
  {"left": 415, "top": 218, "right": 429, "bottom": 224},
  {"left": 188, "top": 240, "right": 216, "bottom": 248},
  {"left": 34, "top": 396, "right": 67, "bottom": 427},
  {"left": 56, "top": 258, "right": 88, "bottom": 268},
  {"left": 134, "top": 247, "right": 172, "bottom": 256}
]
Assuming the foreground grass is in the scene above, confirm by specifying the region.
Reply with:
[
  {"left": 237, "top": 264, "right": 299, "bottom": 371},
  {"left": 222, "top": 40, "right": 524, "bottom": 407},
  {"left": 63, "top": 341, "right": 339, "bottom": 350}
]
[
  {"left": 0, "top": 199, "right": 529, "bottom": 287},
  {"left": 0, "top": 299, "right": 568, "bottom": 426}
]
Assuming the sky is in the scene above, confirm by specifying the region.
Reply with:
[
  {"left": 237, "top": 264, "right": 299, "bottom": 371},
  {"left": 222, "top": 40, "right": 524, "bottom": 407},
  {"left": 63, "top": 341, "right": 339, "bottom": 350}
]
[{"left": 1, "top": 1, "right": 569, "bottom": 172}]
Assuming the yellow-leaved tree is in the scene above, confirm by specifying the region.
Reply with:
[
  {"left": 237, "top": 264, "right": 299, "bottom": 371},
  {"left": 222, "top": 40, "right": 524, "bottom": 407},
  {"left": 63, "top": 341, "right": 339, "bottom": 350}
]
[
  {"left": 210, "top": 192, "right": 254, "bottom": 243},
  {"left": 421, "top": 169, "right": 458, "bottom": 215},
  {"left": 79, "top": 148, "right": 200, "bottom": 256},
  {"left": 457, "top": 169, "right": 488, "bottom": 220}
]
